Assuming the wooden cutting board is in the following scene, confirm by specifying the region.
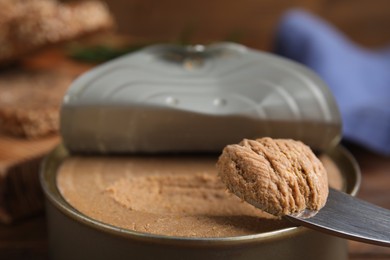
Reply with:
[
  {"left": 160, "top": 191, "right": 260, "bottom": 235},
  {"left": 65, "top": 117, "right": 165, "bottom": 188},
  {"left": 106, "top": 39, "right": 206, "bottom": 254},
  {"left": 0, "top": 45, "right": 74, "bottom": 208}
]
[
  {"left": 0, "top": 134, "right": 60, "bottom": 223},
  {"left": 0, "top": 134, "right": 60, "bottom": 164},
  {"left": 0, "top": 48, "right": 92, "bottom": 223}
]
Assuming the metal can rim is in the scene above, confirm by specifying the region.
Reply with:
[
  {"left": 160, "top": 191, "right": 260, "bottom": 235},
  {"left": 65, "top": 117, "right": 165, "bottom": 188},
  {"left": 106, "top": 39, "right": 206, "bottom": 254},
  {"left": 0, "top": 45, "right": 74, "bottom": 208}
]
[{"left": 40, "top": 143, "right": 361, "bottom": 247}]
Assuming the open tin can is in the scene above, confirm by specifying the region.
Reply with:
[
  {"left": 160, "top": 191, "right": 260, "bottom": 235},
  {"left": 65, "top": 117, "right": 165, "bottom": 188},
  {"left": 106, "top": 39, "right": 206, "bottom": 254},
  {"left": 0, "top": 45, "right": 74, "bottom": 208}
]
[{"left": 40, "top": 43, "right": 361, "bottom": 260}]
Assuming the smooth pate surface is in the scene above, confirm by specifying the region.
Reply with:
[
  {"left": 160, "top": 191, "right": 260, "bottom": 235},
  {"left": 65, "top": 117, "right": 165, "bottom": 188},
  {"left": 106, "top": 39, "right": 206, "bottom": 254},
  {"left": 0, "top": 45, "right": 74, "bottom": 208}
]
[{"left": 57, "top": 154, "right": 343, "bottom": 238}]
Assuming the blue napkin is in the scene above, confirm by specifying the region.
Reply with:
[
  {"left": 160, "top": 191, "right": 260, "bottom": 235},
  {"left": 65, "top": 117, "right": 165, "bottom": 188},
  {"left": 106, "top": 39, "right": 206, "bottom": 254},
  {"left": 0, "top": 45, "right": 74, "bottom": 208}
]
[{"left": 274, "top": 9, "right": 390, "bottom": 155}]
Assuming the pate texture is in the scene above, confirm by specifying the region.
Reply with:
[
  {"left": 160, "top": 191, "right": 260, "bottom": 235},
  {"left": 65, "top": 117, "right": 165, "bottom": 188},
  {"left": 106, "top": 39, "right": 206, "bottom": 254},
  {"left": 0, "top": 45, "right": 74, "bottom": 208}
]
[
  {"left": 217, "top": 138, "right": 329, "bottom": 217},
  {"left": 57, "top": 152, "right": 340, "bottom": 237}
]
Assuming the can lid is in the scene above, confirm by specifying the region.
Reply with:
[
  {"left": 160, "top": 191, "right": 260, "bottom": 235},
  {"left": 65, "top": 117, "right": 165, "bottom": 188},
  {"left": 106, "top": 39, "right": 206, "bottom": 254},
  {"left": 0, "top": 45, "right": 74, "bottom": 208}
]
[{"left": 61, "top": 42, "right": 341, "bottom": 153}]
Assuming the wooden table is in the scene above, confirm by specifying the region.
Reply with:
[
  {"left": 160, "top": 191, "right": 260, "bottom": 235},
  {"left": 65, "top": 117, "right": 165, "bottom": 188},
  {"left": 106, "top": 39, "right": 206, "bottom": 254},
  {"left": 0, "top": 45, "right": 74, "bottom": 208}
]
[
  {"left": 0, "top": 142, "right": 388, "bottom": 260},
  {"left": 346, "top": 143, "right": 390, "bottom": 259}
]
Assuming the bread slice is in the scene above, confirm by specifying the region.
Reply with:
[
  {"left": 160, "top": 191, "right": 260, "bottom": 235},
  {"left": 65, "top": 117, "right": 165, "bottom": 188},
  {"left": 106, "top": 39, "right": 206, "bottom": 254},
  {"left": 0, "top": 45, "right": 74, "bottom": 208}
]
[
  {"left": 0, "top": 0, "right": 114, "bottom": 64},
  {"left": 0, "top": 69, "right": 74, "bottom": 138}
]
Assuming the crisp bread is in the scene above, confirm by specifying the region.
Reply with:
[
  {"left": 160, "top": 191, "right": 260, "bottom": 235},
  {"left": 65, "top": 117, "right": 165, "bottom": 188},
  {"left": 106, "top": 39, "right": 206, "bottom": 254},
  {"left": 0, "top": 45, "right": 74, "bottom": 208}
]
[
  {"left": 0, "top": 69, "right": 74, "bottom": 138},
  {"left": 0, "top": 0, "right": 115, "bottom": 64}
]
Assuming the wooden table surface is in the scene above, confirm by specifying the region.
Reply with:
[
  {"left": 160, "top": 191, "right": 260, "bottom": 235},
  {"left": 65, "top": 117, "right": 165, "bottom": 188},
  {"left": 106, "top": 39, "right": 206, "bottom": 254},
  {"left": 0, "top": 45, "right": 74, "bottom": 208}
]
[
  {"left": 346, "top": 143, "right": 390, "bottom": 260},
  {"left": 0, "top": 142, "right": 388, "bottom": 260}
]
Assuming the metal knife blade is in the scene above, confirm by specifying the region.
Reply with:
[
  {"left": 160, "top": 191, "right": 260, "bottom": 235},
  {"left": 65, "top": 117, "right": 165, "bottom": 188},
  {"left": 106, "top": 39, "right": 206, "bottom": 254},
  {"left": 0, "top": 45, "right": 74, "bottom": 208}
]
[{"left": 285, "top": 188, "right": 390, "bottom": 247}]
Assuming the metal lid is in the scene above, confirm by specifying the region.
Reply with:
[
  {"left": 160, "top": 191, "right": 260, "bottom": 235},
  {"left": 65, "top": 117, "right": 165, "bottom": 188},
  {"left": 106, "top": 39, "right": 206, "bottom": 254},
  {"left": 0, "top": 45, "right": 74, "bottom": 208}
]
[{"left": 60, "top": 42, "right": 341, "bottom": 153}]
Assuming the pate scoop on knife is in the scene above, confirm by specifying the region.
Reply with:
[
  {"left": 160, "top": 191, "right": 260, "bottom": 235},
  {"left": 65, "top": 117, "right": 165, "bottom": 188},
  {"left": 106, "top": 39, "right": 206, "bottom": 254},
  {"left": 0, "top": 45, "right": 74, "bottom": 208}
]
[
  {"left": 217, "top": 137, "right": 390, "bottom": 247},
  {"left": 217, "top": 137, "right": 328, "bottom": 217}
]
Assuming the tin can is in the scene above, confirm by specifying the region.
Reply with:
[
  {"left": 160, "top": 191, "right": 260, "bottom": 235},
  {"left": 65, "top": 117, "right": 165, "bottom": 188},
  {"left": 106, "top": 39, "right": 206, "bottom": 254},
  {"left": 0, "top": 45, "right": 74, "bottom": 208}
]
[{"left": 40, "top": 144, "right": 360, "bottom": 260}]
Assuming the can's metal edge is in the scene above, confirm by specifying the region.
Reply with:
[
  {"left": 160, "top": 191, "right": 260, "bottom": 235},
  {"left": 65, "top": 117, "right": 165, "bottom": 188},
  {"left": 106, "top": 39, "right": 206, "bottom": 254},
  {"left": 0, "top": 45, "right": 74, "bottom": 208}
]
[{"left": 40, "top": 143, "right": 361, "bottom": 247}]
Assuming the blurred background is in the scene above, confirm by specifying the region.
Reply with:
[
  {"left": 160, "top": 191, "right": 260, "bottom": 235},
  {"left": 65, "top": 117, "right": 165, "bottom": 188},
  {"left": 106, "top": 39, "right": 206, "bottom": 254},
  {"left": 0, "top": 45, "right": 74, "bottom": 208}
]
[{"left": 63, "top": 0, "right": 390, "bottom": 50}]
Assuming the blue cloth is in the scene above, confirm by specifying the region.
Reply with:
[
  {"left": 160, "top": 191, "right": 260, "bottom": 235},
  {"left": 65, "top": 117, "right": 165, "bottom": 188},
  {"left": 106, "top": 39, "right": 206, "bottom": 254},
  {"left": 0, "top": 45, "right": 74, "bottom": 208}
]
[{"left": 274, "top": 9, "right": 390, "bottom": 155}]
